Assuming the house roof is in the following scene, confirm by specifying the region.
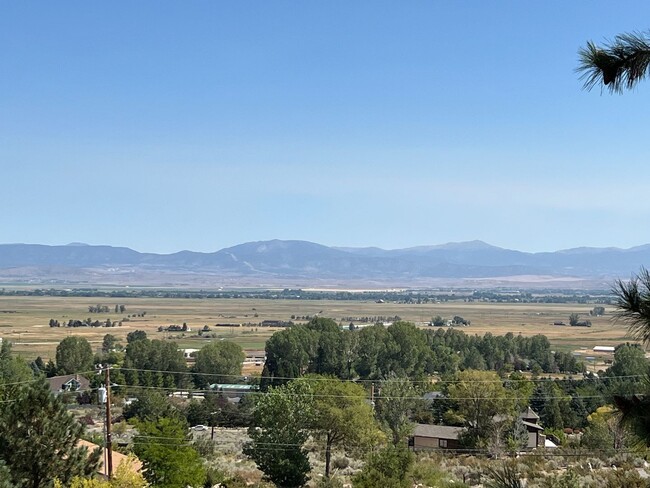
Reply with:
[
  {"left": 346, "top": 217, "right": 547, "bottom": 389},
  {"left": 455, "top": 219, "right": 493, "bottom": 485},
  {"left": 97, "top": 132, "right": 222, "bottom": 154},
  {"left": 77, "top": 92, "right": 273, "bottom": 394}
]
[
  {"left": 77, "top": 440, "right": 142, "bottom": 477},
  {"left": 521, "top": 420, "right": 544, "bottom": 431},
  {"left": 422, "top": 391, "right": 444, "bottom": 401},
  {"left": 46, "top": 374, "right": 91, "bottom": 393},
  {"left": 413, "top": 424, "right": 463, "bottom": 440},
  {"left": 519, "top": 407, "right": 540, "bottom": 420}
]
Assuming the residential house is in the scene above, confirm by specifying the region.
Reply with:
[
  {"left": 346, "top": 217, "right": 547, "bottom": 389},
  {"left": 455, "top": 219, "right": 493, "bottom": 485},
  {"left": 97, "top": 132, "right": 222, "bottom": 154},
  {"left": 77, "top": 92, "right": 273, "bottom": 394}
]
[
  {"left": 519, "top": 407, "right": 550, "bottom": 449},
  {"left": 209, "top": 383, "right": 257, "bottom": 403},
  {"left": 411, "top": 407, "right": 553, "bottom": 453},
  {"left": 46, "top": 374, "right": 91, "bottom": 396},
  {"left": 411, "top": 424, "right": 463, "bottom": 451}
]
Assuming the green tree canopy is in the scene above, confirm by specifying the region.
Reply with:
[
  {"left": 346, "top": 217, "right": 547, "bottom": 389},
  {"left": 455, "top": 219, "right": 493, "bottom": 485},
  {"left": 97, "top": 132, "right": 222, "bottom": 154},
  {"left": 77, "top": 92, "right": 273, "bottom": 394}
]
[
  {"left": 192, "top": 341, "right": 245, "bottom": 388},
  {"left": 308, "top": 376, "right": 384, "bottom": 478},
  {"left": 244, "top": 380, "right": 314, "bottom": 488},
  {"left": 126, "top": 330, "right": 147, "bottom": 344},
  {"left": 0, "top": 341, "right": 33, "bottom": 400},
  {"left": 133, "top": 417, "right": 205, "bottom": 488},
  {"left": 101, "top": 334, "right": 120, "bottom": 354},
  {"left": 0, "top": 461, "right": 12, "bottom": 488},
  {"left": 447, "top": 370, "right": 516, "bottom": 448},
  {"left": 375, "top": 375, "right": 417, "bottom": 445},
  {"left": 261, "top": 325, "right": 317, "bottom": 389},
  {"left": 123, "top": 390, "right": 181, "bottom": 423},
  {"left": 609, "top": 343, "right": 648, "bottom": 378},
  {"left": 351, "top": 444, "right": 413, "bottom": 488},
  {"left": 306, "top": 317, "right": 347, "bottom": 377},
  {"left": 0, "top": 378, "right": 101, "bottom": 488},
  {"left": 123, "top": 338, "right": 187, "bottom": 388},
  {"left": 55, "top": 336, "right": 94, "bottom": 375}
]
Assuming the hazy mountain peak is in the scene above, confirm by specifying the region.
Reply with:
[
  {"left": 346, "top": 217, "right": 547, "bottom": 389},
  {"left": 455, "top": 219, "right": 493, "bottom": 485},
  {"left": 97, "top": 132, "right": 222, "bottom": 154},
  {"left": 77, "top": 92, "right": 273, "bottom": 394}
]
[
  {"left": 404, "top": 240, "right": 503, "bottom": 252},
  {"left": 1, "top": 239, "right": 650, "bottom": 286}
]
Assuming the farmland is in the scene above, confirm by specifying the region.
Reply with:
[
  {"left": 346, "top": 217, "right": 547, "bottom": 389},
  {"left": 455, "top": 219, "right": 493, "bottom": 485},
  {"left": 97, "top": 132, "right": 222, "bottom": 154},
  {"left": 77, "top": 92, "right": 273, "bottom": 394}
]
[{"left": 0, "top": 295, "right": 633, "bottom": 361}]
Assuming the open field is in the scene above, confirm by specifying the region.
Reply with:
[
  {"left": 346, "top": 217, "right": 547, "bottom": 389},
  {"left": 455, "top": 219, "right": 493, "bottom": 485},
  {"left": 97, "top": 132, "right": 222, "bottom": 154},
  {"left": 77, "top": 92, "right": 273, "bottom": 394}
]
[{"left": 0, "top": 296, "right": 635, "bottom": 360}]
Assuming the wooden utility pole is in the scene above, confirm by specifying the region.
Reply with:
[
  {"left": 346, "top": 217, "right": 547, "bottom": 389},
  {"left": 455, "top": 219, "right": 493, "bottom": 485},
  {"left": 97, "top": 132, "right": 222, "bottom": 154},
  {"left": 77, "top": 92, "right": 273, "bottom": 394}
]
[{"left": 104, "top": 365, "right": 113, "bottom": 479}]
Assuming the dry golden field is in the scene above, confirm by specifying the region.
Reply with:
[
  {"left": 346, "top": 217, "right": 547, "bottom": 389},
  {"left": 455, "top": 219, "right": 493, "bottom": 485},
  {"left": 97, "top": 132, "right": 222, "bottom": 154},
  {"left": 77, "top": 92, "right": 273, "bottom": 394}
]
[{"left": 0, "top": 296, "right": 633, "bottom": 360}]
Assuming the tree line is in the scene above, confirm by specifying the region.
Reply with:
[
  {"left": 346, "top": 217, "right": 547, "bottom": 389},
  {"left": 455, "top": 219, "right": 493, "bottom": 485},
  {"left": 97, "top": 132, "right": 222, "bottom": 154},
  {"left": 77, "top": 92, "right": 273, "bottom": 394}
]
[
  {"left": 261, "top": 318, "right": 585, "bottom": 390},
  {"left": 0, "top": 286, "right": 615, "bottom": 304},
  {"left": 87, "top": 304, "right": 126, "bottom": 314}
]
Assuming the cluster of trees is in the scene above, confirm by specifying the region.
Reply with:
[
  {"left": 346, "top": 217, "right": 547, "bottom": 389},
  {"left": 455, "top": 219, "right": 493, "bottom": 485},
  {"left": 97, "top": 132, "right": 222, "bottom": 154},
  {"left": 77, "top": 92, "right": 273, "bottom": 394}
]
[
  {"left": 121, "top": 333, "right": 242, "bottom": 390},
  {"left": 157, "top": 323, "right": 189, "bottom": 332},
  {"left": 50, "top": 318, "right": 121, "bottom": 328},
  {"left": 590, "top": 306, "right": 606, "bottom": 316},
  {"left": 261, "top": 318, "right": 585, "bottom": 390},
  {"left": 569, "top": 313, "right": 592, "bottom": 327},
  {"left": 26, "top": 329, "right": 248, "bottom": 395},
  {"left": 244, "top": 376, "right": 384, "bottom": 485},
  {"left": 87, "top": 304, "right": 127, "bottom": 313},
  {"left": 430, "top": 315, "right": 470, "bottom": 326}
]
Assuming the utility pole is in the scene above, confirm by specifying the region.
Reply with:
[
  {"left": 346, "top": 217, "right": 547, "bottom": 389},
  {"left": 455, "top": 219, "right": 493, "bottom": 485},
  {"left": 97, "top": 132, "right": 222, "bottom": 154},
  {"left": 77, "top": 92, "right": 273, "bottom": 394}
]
[{"left": 104, "top": 365, "right": 113, "bottom": 479}]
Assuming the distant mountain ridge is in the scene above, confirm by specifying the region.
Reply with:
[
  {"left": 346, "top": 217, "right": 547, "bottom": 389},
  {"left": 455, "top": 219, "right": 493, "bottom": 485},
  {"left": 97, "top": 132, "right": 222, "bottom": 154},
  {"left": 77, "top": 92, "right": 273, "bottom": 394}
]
[{"left": 0, "top": 239, "right": 648, "bottom": 286}]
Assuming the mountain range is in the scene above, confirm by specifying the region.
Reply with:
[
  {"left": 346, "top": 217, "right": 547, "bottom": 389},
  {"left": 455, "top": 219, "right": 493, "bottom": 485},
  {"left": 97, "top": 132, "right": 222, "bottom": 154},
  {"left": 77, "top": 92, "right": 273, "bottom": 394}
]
[{"left": 0, "top": 240, "right": 648, "bottom": 288}]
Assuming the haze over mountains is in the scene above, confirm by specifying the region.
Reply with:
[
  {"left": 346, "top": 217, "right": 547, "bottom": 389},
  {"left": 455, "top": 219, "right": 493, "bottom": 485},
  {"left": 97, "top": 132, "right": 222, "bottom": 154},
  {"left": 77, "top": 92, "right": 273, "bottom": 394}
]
[{"left": 0, "top": 240, "right": 647, "bottom": 289}]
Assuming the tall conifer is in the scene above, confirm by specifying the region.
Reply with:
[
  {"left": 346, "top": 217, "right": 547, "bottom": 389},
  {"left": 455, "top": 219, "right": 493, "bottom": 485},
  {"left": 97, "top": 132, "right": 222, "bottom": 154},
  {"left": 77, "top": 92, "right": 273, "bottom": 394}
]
[{"left": 0, "top": 378, "right": 100, "bottom": 488}]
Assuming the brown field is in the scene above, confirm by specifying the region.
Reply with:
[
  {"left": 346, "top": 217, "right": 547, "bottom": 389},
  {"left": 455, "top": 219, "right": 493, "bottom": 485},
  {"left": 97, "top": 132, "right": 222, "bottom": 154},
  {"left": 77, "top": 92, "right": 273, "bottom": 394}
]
[{"left": 0, "top": 296, "right": 634, "bottom": 361}]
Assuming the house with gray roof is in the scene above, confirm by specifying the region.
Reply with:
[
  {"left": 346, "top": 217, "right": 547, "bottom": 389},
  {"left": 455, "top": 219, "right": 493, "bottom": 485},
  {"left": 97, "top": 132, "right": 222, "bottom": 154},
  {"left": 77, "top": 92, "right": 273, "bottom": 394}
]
[
  {"left": 46, "top": 374, "right": 91, "bottom": 396},
  {"left": 411, "top": 424, "right": 463, "bottom": 451}
]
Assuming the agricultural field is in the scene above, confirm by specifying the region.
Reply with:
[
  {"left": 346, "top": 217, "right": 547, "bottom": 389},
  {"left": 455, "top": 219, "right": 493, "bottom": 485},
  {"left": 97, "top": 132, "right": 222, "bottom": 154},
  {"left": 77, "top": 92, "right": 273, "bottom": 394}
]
[{"left": 0, "top": 295, "right": 634, "bottom": 361}]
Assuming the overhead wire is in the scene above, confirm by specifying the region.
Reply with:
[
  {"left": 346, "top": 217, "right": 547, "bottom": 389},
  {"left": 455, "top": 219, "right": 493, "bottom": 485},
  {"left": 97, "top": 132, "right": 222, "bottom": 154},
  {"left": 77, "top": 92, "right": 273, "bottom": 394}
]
[{"left": 113, "top": 366, "right": 649, "bottom": 385}]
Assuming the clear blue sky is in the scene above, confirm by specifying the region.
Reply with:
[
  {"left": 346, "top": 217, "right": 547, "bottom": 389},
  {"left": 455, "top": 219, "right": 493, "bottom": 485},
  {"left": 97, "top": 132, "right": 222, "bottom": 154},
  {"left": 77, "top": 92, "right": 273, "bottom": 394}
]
[{"left": 3, "top": 1, "right": 650, "bottom": 253}]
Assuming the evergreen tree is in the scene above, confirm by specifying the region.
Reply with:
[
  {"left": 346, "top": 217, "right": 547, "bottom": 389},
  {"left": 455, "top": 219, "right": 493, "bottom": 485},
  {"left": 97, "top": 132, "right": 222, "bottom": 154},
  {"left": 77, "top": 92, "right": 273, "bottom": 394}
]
[
  {"left": 0, "top": 378, "right": 101, "bottom": 488},
  {"left": 0, "top": 340, "right": 33, "bottom": 400},
  {"left": 542, "top": 396, "right": 564, "bottom": 430},
  {"left": 0, "top": 461, "right": 12, "bottom": 488}
]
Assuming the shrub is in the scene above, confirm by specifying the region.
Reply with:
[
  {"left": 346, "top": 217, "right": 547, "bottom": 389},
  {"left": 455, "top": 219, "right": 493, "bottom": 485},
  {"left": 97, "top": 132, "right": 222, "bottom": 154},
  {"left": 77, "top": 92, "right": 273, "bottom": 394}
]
[
  {"left": 484, "top": 461, "right": 523, "bottom": 488},
  {"left": 316, "top": 477, "right": 345, "bottom": 488},
  {"left": 332, "top": 457, "right": 350, "bottom": 470},
  {"left": 411, "top": 458, "right": 470, "bottom": 487}
]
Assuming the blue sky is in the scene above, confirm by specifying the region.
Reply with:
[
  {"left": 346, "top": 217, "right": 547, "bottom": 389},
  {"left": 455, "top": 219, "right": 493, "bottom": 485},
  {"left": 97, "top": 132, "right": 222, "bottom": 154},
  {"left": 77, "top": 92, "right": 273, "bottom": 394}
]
[{"left": 2, "top": 1, "right": 650, "bottom": 253}]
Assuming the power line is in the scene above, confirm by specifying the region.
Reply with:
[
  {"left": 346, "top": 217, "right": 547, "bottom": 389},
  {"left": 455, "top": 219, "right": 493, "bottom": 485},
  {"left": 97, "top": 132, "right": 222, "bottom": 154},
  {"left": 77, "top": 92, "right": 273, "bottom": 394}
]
[
  {"left": 112, "top": 382, "right": 621, "bottom": 401},
  {"left": 114, "top": 366, "right": 648, "bottom": 384}
]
